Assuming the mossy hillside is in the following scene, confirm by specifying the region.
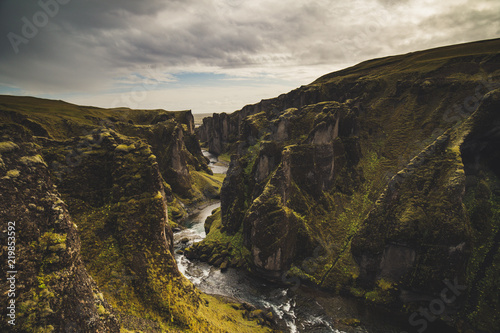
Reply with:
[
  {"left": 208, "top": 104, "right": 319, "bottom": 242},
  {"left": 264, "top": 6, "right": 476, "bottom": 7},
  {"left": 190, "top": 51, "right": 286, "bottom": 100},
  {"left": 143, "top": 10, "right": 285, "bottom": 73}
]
[
  {"left": 164, "top": 168, "right": 226, "bottom": 215},
  {"left": 217, "top": 152, "right": 231, "bottom": 163},
  {"left": 189, "top": 170, "right": 225, "bottom": 199},
  {"left": 0, "top": 95, "right": 190, "bottom": 141},
  {"left": 0, "top": 96, "right": 107, "bottom": 139},
  {"left": 351, "top": 132, "right": 470, "bottom": 295},
  {"left": 344, "top": 91, "right": 500, "bottom": 330},
  {"left": 291, "top": 150, "right": 389, "bottom": 292},
  {"left": 0, "top": 95, "right": 213, "bottom": 207},
  {"left": 313, "top": 38, "right": 500, "bottom": 87}
]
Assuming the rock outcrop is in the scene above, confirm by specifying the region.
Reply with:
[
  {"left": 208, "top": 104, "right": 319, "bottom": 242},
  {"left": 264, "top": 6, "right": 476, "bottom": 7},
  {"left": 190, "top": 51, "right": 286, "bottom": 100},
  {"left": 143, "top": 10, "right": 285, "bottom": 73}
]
[
  {"left": 0, "top": 126, "right": 119, "bottom": 332},
  {"left": 194, "top": 38, "right": 500, "bottom": 331}
]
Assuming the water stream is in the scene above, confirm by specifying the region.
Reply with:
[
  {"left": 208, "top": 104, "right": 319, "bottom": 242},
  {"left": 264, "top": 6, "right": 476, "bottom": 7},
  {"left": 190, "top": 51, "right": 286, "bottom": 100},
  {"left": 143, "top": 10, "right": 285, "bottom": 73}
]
[{"left": 173, "top": 151, "right": 409, "bottom": 333}]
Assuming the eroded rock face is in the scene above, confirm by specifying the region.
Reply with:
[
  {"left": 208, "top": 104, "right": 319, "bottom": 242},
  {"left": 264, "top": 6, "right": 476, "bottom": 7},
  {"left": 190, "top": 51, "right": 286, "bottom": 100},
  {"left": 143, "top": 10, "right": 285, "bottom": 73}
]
[
  {"left": 168, "top": 125, "right": 192, "bottom": 194},
  {"left": 378, "top": 245, "right": 416, "bottom": 282},
  {"left": 0, "top": 128, "right": 119, "bottom": 332},
  {"left": 212, "top": 101, "right": 361, "bottom": 279},
  {"left": 197, "top": 112, "right": 238, "bottom": 155},
  {"left": 243, "top": 155, "right": 298, "bottom": 277}
]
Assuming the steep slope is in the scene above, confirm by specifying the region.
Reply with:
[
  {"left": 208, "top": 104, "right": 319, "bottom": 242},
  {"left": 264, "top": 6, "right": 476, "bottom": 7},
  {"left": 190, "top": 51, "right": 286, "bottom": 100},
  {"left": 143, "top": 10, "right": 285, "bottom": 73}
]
[
  {"left": 0, "top": 97, "right": 272, "bottom": 332},
  {"left": 194, "top": 38, "right": 500, "bottom": 331}
]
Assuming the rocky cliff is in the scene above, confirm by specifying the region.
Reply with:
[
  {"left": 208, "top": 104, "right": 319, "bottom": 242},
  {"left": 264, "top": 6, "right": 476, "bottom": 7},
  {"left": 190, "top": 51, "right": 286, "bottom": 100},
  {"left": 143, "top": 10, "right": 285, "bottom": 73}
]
[
  {"left": 0, "top": 96, "right": 271, "bottom": 332},
  {"left": 0, "top": 124, "right": 119, "bottom": 332},
  {"left": 194, "top": 38, "right": 500, "bottom": 332}
]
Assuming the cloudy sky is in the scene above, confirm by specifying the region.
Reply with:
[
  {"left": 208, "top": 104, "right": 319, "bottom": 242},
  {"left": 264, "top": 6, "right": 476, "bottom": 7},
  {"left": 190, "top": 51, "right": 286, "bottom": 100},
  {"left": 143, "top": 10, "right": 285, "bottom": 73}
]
[{"left": 0, "top": 0, "right": 499, "bottom": 114}]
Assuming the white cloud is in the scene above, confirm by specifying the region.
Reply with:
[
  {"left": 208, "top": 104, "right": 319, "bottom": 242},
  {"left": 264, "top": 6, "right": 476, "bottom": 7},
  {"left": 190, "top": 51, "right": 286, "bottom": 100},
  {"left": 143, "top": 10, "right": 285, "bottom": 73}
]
[{"left": 0, "top": 0, "right": 499, "bottom": 112}]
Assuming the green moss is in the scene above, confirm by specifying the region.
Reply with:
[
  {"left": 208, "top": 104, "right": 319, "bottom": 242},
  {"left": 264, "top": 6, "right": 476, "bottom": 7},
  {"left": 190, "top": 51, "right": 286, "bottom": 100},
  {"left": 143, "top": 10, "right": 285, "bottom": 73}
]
[
  {"left": 189, "top": 170, "right": 225, "bottom": 200},
  {"left": 349, "top": 286, "right": 366, "bottom": 298},
  {"left": 243, "top": 142, "right": 261, "bottom": 176},
  {"left": 115, "top": 144, "right": 134, "bottom": 153},
  {"left": 17, "top": 282, "right": 57, "bottom": 332},
  {"left": 217, "top": 153, "right": 231, "bottom": 163},
  {"left": 245, "top": 112, "right": 268, "bottom": 135},
  {"left": 340, "top": 318, "right": 361, "bottom": 327},
  {"left": 19, "top": 154, "right": 47, "bottom": 166},
  {"left": 364, "top": 280, "right": 396, "bottom": 305},
  {"left": 376, "top": 278, "right": 394, "bottom": 291},
  {"left": 39, "top": 232, "right": 67, "bottom": 250},
  {"left": 0, "top": 141, "right": 19, "bottom": 153},
  {"left": 34, "top": 325, "right": 54, "bottom": 333},
  {"left": 97, "top": 304, "right": 108, "bottom": 316},
  {"left": 280, "top": 149, "right": 385, "bottom": 289},
  {"left": 6, "top": 169, "right": 20, "bottom": 177},
  {"left": 188, "top": 208, "right": 251, "bottom": 266},
  {"left": 167, "top": 198, "right": 187, "bottom": 225}
]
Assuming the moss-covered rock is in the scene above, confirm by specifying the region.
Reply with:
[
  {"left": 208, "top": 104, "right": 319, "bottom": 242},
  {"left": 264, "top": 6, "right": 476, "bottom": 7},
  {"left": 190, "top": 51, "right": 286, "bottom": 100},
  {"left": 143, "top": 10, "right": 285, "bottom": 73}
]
[
  {"left": 0, "top": 135, "right": 119, "bottom": 333},
  {"left": 0, "top": 141, "right": 19, "bottom": 153}
]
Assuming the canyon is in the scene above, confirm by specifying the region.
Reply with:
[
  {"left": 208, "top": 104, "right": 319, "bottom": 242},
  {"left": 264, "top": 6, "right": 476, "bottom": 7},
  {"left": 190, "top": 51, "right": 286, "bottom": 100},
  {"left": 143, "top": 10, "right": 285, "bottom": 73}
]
[
  {"left": 1, "top": 38, "right": 499, "bottom": 332},
  {"left": 194, "top": 38, "right": 500, "bottom": 332}
]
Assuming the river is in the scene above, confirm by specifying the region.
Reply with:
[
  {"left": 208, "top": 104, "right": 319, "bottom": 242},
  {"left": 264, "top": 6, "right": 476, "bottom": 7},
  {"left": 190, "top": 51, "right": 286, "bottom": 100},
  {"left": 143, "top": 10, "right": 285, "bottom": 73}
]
[{"left": 173, "top": 151, "right": 416, "bottom": 333}]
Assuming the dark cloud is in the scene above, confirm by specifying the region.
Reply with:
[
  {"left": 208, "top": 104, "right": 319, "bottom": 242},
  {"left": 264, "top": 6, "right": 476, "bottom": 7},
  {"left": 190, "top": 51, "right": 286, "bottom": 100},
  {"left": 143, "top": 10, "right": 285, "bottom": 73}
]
[
  {"left": 418, "top": 4, "right": 500, "bottom": 45},
  {"left": 0, "top": 0, "right": 499, "bottom": 94}
]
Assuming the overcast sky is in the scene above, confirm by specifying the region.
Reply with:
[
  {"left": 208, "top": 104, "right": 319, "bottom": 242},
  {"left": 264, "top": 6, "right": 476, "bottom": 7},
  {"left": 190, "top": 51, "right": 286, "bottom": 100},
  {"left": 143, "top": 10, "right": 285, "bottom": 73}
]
[{"left": 0, "top": 0, "right": 499, "bottom": 114}]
